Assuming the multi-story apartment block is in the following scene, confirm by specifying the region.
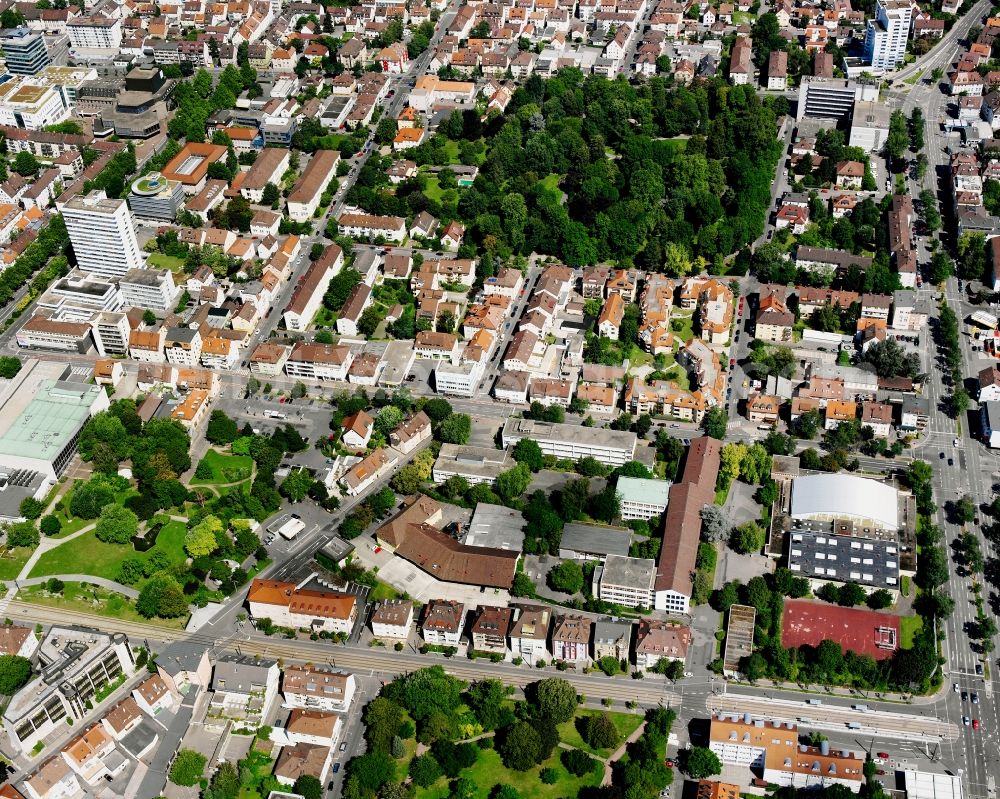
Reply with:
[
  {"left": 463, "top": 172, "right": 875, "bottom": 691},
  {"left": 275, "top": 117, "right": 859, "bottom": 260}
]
[
  {"left": 3, "top": 628, "right": 135, "bottom": 755},
  {"left": 62, "top": 191, "right": 143, "bottom": 278},
  {"left": 421, "top": 599, "right": 465, "bottom": 647},
  {"left": 282, "top": 666, "right": 357, "bottom": 712},
  {"left": 864, "top": 0, "right": 911, "bottom": 70},
  {"left": 470, "top": 605, "right": 513, "bottom": 655}
]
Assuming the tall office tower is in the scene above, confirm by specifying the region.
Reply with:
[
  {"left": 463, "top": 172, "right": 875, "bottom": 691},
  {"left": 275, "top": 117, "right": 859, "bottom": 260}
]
[
  {"left": 0, "top": 28, "right": 50, "bottom": 75},
  {"left": 63, "top": 191, "right": 144, "bottom": 278},
  {"left": 863, "top": 0, "right": 911, "bottom": 71}
]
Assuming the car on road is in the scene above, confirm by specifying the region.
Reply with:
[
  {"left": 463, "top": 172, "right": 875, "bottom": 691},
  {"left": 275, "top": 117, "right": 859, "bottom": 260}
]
[
  {"left": 940, "top": 452, "right": 945, "bottom": 459},
  {"left": 972, "top": 692, "right": 979, "bottom": 703},
  {"left": 730, "top": 358, "right": 735, "bottom": 367},
  {"left": 876, "top": 753, "right": 889, "bottom": 760},
  {"left": 664, "top": 759, "right": 674, "bottom": 768},
  {"left": 954, "top": 682, "right": 960, "bottom": 692},
  {"left": 670, "top": 423, "right": 680, "bottom": 428},
  {"left": 340, "top": 742, "right": 348, "bottom": 751},
  {"left": 954, "top": 438, "right": 960, "bottom": 447},
  {"left": 948, "top": 458, "right": 954, "bottom": 466},
  {"left": 962, "top": 691, "right": 968, "bottom": 701},
  {"left": 976, "top": 663, "right": 984, "bottom": 675},
  {"left": 973, "top": 719, "right": 980, "bottom": 730},
  {"left": 332, "top": 763, "right": 341, "bottom": 774},
  {"left": 963, "top": 716, "right": 971, "bottom": 726}
]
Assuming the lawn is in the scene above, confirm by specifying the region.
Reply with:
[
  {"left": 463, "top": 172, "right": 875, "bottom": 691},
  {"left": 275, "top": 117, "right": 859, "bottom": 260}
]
[
  {"left": 423, "top": 175, "right": 448, "bottom": 204},
  {"left": 442, "top": 138, "right": 460, "bottom": 164},
  {"left": 29, "top": 520, "right": 187, "bottom": 584},
  {"left": 626, "top": 345, "right": 653, "bottom": 368},
  {"left": 415, "top": 747, "right": 603, "bottom": 799},
  {"left": 899, "top": 614, "right": 922, "bottom": 649},
  {"left": 49, "top": 487, "right": 140, "bottom": 537},
  {"left": 370, "top": 580, "right": 406, "bottom": 601},
  {"left": 18, "top": 582, "right": 189, "bottom": 629},
  {"left": 0, "top": 547, "right": 32, "bottom": 580},
  {"left": 670, "top": 312, "right": 694, "bottom": 343},
  {"left": 557, "top": 709, "right": 643, "bottom": 758},
  {"left": 192, "top": 449, "right": 254, "bottom": 485},
  {"left": 147, "top": 253, "right": 186, "bottom": 271}
]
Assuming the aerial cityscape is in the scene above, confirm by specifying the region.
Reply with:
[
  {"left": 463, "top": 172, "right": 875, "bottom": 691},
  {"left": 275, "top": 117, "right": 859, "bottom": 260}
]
[{"left": 0, "top": 0, "right": 993, "bottom": 798}]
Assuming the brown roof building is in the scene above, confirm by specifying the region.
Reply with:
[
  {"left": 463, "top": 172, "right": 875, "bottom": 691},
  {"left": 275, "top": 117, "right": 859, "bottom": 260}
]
[
  {"left": 655, "top": 437, "right": 722, "bottom": 613},
  {"left": 376, "top": 495, "right": 518, "bottom": 588}
]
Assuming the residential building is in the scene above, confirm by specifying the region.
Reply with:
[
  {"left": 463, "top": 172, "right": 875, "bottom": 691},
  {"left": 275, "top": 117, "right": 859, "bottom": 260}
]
[
  {"left": 389, "top": 411, "right": 432, "bottom": 455},
  {"left": 342, "top": 447, "right": 399, "bottom": 495},
  {"left": 3, "top": 628, "right": 135, "bottom": 755},
  {"left": 24, "top": 758, "right": 81, "bottom": 799},
  {"left": 62, "top": 191, "right": 143, "bottom": 278},
  {"left": 709, "top": 714, "right": 863, "bottom": 791},
  {"left": 132, "top": 674, "right": 175, "bottom": 716},
  {"left": 421, "top": 599, "right": 465, "bottom": 647},
  {"left": 598, "top": 293, "right": 625, "bottom": 339},
  {"left": 370, "top": 600, "right": 414, "bottom": 640},
  {"left": 551, "top": 615, "right": 592, "bottom": 666},
  {"left": 246, "top": 579, "right": 358, "bottom": 635},
  {"left": 470, "top": 605, "right": 513, "bottom": 655},
  {"left": 338, "top": 212, "right": 406, "bottom": 242},
  {"left": 336, "top": 283, "right": 373, "bottom": 336},
  {"left": 864, "top": 0, "right": 911, "bottom": 70},
  {"left": 283, "top": 244, "right": 343, "bottom": 331},
  {"left": 287, "top": 149, "right": 339, "bottom": 222},
  {"left": 634, "top": 620, "right": 691, "bottom": 670},
  {"left": 586, "top": 618, "right": 630, "bottom": 667},
  {"left": 282, "top": 667, "right": 356, "bottom": 712},
  {"left": 509, "top": 605, "right": 552, "bottom": 663},
  {"left": 341, "top": 410, "right": 374, "bottom": 450}
]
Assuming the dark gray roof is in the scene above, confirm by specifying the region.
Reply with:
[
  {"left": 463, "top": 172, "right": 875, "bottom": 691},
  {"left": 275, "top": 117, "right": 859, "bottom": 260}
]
[
  {"left": 593, "top": 618, "right": 633, "bottom": 645},
  {"left": 212, "top": 654, "right": 277, "bottom": 693},
  {"left": 786, "top": 530, "right": 900, "bottom": 589},
  {"left": 560, "top": 523, "right": 632, "bottom": 557}
]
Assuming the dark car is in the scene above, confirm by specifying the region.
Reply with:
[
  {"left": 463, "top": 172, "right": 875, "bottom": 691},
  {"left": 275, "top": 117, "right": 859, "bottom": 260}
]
[{"left": 332, "top": 763, "right": 341, "bottom": 774}]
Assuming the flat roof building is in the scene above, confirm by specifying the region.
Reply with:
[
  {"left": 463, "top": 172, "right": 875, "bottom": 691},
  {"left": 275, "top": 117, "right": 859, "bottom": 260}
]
[
  {"left": 432, "top": 443, "right": 514, "bottom": 486},
  {"left": 616, "top": 476, "right": 670, "bottom": 520},
  {"left": 501, "top": 417, "right": 637, "bottom": 466},
  {"left": 464, "top": 503, "right": 524, "bottom": 552},
  {"left": 595, "top": 554, "right": 657, "bottom": 609},
  {"left": 559, "top": 523, "right": 632, "bottom": 561}
]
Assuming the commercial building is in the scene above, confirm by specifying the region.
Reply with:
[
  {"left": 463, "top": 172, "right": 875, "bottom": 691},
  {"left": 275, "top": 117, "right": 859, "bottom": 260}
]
[
  {"left": 377, "top": 494, "right": 519, "bottom": 589},
  {"left": 595, "top": 554, "right": 657, "bottom": 608},
  {"left": 501, "top": 417, "right": 637, "bottom": 466},
  {"left": 790, "top": 473, "right": 899, "bottom": 530},
  {"left": 795, "top": 77, "right": 877, "bottom": 121},
  {"left": 0, "top": 367, "right": 110, "bottom": 481},
  {"left": 241, "top": 147, "right": 290, "bottom": 203},
  {"left": 283, "top": 244, "right": 343, "bottom": 331},
  {"left": 617, "top": 476, "right": 671, "bottom": 520},
  {"left": 284, "top": 343, "right": 353, "bottom": 381},
  {"left": 128, "top": 172, "right": 184, "bottom": 221},
  {"left": 864, "top": 0, "right": 911, "bottom": 70},
  {"left": 16, "top": 314, "right": 93, "bottom": 352},
  {"left": 463, "top": 503, "right": 524, "bottom": 552},
  {"left": 3, "top": 627, "right": 135, "bottom": 755},
  {"left": 287, "top": 149, "right": 339, "bottom": 222},
  {"left": 655, "top": 437, "right": 722, "bottom": 614},
  {"left": 38, "top": 269, "right": 122, "bottom": 320},
  {"left": 709, "top": 713, "right": 863, "bottom": 791},
  {"left": 63, "top": 191, "right": 143, "bottom": 278},
  {"left": 246, "top": 579, "right": 358, "bottom": 635},
  {"left": 0, "top": 82, "right": 69, "bottom": 130},
  {"left": 432, "top": 443, "right": 513, "bottom": 485},
  {"left": 0, "top": 29, "right": 49, "bottom": 75}
]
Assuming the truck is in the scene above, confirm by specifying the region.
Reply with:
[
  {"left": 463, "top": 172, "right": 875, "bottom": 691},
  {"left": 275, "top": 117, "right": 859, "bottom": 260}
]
[{"left": 276, "top": 518, "right": 306, "bottom": 540}]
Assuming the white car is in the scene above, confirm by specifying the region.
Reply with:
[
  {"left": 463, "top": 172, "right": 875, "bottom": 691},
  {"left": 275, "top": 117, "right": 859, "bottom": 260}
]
[{"left": 954, "top": 438, "right": 960, "bottom": 447}]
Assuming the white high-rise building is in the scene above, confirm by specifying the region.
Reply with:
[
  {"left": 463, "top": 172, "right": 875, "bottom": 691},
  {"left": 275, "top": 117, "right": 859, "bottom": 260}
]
[
  {"left": 864, "top": 0, "right": 911, "bottom": 71},
  {"left": 63, "top": 191, "right": 143, "bottom": 278}
]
